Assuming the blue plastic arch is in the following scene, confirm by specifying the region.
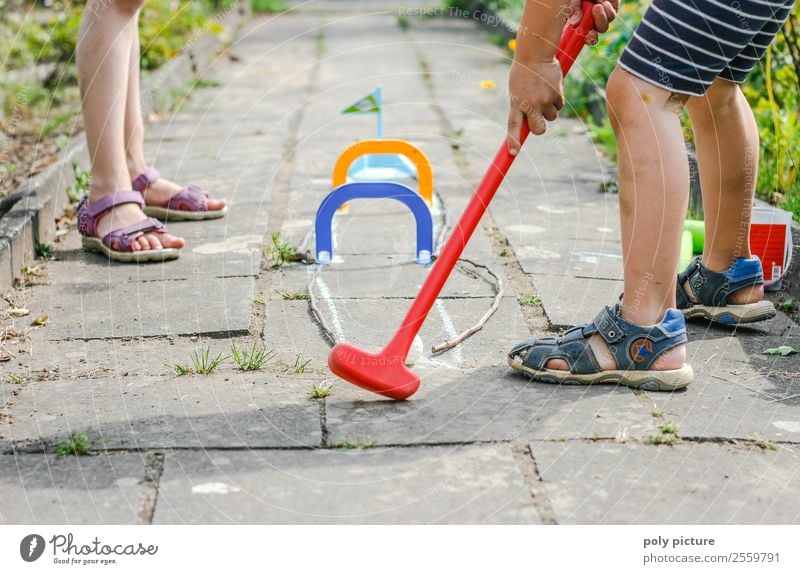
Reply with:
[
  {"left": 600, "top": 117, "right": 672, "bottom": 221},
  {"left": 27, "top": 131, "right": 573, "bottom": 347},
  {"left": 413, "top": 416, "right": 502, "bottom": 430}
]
[{"left": 315, "top": 182, "right": 433, "bottom": 265}]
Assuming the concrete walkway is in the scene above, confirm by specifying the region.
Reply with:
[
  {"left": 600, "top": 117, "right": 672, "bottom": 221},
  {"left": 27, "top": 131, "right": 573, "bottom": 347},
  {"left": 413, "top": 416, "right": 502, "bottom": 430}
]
[{"left": 1, "top": 0, "right": 799, "bottom": 524}]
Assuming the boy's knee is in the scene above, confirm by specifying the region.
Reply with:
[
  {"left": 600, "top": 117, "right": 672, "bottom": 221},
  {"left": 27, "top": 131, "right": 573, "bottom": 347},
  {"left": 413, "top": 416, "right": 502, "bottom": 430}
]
[
  {"left": 606, "top": 68, "right": 676, "bottom": 130},
  {"left": 606, "top": 68, "right": 652, "bottom": 133},
  {"left": 687, "top": 78, "right": 739, "bottom": 117}
]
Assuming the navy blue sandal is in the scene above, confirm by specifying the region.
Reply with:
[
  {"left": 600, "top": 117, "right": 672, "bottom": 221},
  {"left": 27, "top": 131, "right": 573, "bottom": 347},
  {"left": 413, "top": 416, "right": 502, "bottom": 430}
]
[
  {"left": 508, "top": 305, "right": 693, "bottom": 391},
  {"left": 677, "top": 256, "right": 775, "bottom": 325}
]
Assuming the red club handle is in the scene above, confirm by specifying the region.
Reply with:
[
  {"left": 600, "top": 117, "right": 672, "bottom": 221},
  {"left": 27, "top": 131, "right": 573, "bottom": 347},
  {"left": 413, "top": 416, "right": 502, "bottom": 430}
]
[{"left": 384, "top": 1, "right": 596, "bottom": 359}]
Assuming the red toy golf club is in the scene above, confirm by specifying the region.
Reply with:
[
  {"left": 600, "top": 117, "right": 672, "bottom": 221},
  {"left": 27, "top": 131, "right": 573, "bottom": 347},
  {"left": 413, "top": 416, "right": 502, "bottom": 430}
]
[{"left": 328, "top": 3, "right": 597, "bottom": 400}]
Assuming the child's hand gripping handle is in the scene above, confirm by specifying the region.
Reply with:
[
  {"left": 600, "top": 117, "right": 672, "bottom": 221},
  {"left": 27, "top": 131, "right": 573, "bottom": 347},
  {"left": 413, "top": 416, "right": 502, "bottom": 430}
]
[{"left": 514, "top": 0, "right": 596, "bottom": 151}]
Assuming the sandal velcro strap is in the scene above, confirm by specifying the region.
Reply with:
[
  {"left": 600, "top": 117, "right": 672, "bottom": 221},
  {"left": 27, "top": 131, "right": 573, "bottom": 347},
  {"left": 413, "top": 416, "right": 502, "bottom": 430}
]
[
  {"left": 132, "top": 167, "right": 161, "bottom": 192},
  {"left": 677, "top": 256, "right": 764, "bottom": 308},
  {"left": 101, "top": 218, "right": 165, "bottom": 252},
  {"left": 509, "top": 305, "right": 688, "bottom": 374},
  {"left": 589, "top": 306, "right": 627, "bottom": 344},
  {"left": 77, "top": 191, "right": 145, "bottom": 238}
]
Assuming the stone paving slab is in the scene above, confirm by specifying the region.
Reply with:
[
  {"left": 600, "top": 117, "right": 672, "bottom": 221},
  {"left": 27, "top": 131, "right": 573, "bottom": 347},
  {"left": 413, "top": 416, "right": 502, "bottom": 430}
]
[
  {"left": 39, "top": 275, "right": 254, "bottom": 340},
  {"left": 1, "top": 374, "right": 321, "bottom": 450},
  {"left": 529, "top": 274, "right": 623, "bottom": 328},
  {"left": 0, "top": 452, "right": 146, "bottom": 524},
  {"left": 153, "top": 445, "right": 539, "bottom": 524},
  {"left": 326, "top": 367, "right": 654, "bottom": 444},
  {"left": 529, "top": 441, "right": 800, "bottom": 524},
  {"left": 652, "top": 315, "right": 800, "bottom": 441}
]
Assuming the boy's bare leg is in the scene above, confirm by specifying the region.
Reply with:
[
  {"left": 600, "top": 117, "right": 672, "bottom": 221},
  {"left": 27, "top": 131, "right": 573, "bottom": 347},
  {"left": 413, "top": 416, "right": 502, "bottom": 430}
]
[
  {"left": 685, "top": 78, "right": 762, "bottom": 305},
  {"left": 77, "top": 0, "right": 183, "bottom": 251},
  {"left": 123, "top": 17, "right": 226, "bottom": 212},
  {"left": 546, "top": 68, "right": 687, "bottom": 371}
]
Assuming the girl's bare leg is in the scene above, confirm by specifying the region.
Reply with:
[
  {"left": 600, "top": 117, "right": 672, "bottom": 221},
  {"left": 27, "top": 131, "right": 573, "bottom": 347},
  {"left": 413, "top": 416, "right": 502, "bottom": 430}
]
[{"left": 77, "top": 0, "right": 183, "bottom": 251}]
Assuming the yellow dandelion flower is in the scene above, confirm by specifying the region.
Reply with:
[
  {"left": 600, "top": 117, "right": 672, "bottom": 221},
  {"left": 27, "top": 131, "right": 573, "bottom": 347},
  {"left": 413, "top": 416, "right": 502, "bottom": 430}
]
[
  {"left": 480, "top": 80, "right": 496, "bottom": 90},
  {"left": 508, "top": 39, "right": 516, "bottom": 51}
]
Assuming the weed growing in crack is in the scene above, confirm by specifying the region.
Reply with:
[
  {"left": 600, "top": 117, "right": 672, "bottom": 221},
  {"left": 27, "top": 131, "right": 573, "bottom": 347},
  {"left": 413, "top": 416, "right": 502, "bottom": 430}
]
[
  {"left": 231, "top": 340, "right": 276, "bottom": 371},
  {"left": 308, "top": 382, "right": 334, "bottom": 399},
  {"left": 56, "top": 431, "right": 92, "bottom": 456}
]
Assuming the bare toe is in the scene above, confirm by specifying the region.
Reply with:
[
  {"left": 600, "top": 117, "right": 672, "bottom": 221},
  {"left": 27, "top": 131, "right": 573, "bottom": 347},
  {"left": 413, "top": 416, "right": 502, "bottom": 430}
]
[
  {"left": 207, "top": 198, "right": 226, "bottom": 211},
  {"left": 161, "top": 233, "right": 185, "bottom": 249},
  {"left": 146, "top": 234, "right": 163, "bottom": 251}
]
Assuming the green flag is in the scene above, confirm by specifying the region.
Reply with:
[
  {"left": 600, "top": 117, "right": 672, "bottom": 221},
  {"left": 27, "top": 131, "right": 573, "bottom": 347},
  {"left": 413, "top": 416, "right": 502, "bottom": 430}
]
[{"left": 341, "top": 89, "right": 380, "bottom": 114}]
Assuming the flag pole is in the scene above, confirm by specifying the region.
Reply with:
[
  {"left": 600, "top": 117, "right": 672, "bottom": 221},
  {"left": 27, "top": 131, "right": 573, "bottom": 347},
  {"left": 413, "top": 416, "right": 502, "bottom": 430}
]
[{"left": 376, "top": 85, "right": 383, "bottom": 138}]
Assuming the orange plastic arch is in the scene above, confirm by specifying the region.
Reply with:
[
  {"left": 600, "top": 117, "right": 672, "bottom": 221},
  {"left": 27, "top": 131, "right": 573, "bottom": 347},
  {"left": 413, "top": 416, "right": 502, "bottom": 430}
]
[{"left": 332, "top": 139, "right": 433, "bottom": 206}]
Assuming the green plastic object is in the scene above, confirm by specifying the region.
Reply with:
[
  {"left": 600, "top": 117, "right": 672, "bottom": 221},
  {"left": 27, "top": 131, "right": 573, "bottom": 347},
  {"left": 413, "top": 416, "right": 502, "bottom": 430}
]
[
  {"left": 683, "top": 219, "right": 705, "bottom": 254},
  {"left": 679, "top": 230, "right": 694, "bottom": 271}
]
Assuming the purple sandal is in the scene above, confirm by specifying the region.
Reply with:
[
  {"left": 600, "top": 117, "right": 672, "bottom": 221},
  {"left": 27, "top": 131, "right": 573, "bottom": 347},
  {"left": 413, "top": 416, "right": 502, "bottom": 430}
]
[
  {"left": 77, "top": 191, "right": 180, "bottom": 263},
  {"left": 132, "top": 167, "right": 227, "bottom": 221}
]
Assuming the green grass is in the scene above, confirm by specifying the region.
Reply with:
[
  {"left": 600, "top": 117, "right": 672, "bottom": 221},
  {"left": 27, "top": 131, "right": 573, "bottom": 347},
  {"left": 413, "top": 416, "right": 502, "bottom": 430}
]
[
  {"left": 191, "top": 77, "right": 221, "bottom": 90},
  {"left": 755, "top": 439, "right": 779, "bottom": 451},
  {"left": 41, "top": 109, "right": 76, "bottom": 137},
  {"left": 308, "top": 383, "right": 334, "bottom": 399},
  {"left": 190, "top": 346, "right": 227, "bottom": 375},
  {"left": 518, "top": 294, "right": 541, "bottom": 307},
  {"left": 280, "top": 353, "right": 311, "bottom": 374},
  {"left": 650, "top": 407, "right": 664, "bottom": 419},
  {"left": 55, "top": 432, "right": 91, "bottom": 456},
  {"left": 334, "top": 437, "right": 377, "bottom": 449},
  {"left": 170, "top": 363, "right": 191, "bottom": 376},
  {"left": 275, "top": 289, "right": 308, "bottom": 301},
  {"left": 397, "top": 15, "right": 410, "bottom": 30},
  {"left": 7, "top": 373, "right": 22, "bottom": 384},
  {"left": 251, "top": 0, "right": 287, "bottom": 13},
  {"left": 230, "top": 340, "right": 276, "bottom": 371},
  {"left": 35, "top": 242, "right": 54, "bottom": 260}
]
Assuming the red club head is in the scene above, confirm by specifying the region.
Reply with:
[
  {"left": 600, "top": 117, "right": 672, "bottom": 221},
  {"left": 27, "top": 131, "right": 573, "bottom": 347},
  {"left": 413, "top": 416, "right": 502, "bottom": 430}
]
[{"left": 328, "top": 342, "right": 420, "bottom": 400}]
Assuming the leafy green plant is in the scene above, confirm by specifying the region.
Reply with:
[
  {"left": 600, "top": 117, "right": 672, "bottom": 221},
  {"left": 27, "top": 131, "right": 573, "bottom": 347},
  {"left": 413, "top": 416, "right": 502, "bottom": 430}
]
[
  {"left": 763, "top": 345, "right": 798, "bottom": 356},
  {"left": 230, "top": 340, "right": 276, "bottom": 371},
  {"left": 35, "top": 242, "right": 54, "bottom": 260},
  {"left": 275, "top": 289, "right": 308, "bottom": 301},
  {"left": 646, "top": 433, "right": 679, "bottom": 446},
  {"left": 268, "top": 232, "right": 298, "bottom": 267},
  {"left": 517, "top": 294, "right": 541, "bottom": 306},
  {"left": 308, "top": 383, "right": 334, "bottom": 399},
  {"left": 56, "top": 431, "right": 91, "bottom": 456},
  {"left": 658, "top": 421, "right": 678, "bottom": 435},
  {"left": 67, "top": 164, "right": 91, "bottom": 203},
  {"left": 334, "top": 437, "right": 377, "bottom": 449}
]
